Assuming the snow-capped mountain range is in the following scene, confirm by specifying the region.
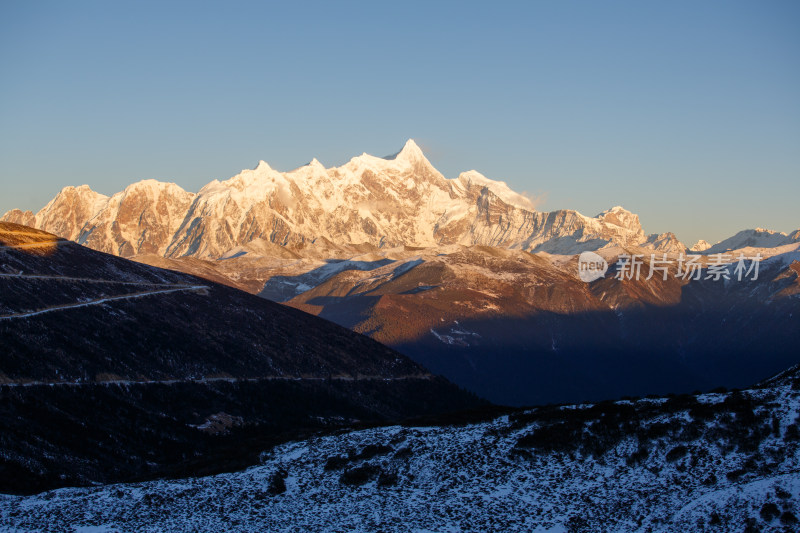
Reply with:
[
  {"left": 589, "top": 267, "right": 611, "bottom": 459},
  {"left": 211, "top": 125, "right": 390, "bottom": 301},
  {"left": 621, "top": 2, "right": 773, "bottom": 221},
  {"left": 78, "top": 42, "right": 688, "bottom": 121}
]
[
  {"left": 2, "top": 139, "right": 738, "bottom": 259},
  {"left": 3, "top": 140, "right": 798, "bottom": 408},
  {"left": 702, "top": 228, "right": 800, "bottom": 255}
]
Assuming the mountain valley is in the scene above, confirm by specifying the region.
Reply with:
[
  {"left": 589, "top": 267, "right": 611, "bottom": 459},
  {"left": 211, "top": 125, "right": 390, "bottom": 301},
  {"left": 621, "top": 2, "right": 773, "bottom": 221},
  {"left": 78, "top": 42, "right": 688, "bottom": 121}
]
[{"left": 4, "top": 141, "right": 799, "bottom": 406}]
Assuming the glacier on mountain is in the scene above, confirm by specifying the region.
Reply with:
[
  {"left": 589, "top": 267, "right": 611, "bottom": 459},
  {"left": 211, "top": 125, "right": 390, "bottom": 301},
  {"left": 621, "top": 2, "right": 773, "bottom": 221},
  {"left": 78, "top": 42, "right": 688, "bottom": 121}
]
[{"left": 3, "top": 140, "right": 705, "bottom": 258}]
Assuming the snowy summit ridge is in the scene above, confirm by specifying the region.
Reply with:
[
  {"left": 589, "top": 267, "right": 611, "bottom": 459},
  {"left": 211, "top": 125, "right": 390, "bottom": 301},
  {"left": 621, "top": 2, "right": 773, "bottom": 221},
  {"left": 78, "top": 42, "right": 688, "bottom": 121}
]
[{"left": 6, "top": 139, "right": 792, "bottom": 260}]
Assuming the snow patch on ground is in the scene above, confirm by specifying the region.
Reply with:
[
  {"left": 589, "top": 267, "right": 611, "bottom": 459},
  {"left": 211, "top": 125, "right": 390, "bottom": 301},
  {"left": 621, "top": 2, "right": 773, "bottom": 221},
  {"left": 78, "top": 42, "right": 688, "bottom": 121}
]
[{"left": 4, "top": 385, "right": 798, "bottom": 532}]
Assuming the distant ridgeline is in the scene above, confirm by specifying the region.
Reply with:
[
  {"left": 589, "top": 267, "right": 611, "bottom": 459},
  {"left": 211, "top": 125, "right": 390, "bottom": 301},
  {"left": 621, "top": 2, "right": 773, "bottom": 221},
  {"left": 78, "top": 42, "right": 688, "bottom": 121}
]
[{"left": 2, "top": 141, "right": 799, "bottom": 407}]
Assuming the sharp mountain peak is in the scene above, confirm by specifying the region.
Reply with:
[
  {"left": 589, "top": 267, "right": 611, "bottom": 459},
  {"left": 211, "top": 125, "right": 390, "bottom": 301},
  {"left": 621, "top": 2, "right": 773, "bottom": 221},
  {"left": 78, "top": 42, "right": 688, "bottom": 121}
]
[{"left": 6, "top": 140, "right": 795, "bottom": 260}]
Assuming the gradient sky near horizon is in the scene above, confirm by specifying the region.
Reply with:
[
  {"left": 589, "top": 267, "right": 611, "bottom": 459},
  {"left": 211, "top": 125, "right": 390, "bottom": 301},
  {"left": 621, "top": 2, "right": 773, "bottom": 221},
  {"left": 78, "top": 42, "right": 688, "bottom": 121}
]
[{"left": 1, "top": 1, "right": 798, "bottom": 245}]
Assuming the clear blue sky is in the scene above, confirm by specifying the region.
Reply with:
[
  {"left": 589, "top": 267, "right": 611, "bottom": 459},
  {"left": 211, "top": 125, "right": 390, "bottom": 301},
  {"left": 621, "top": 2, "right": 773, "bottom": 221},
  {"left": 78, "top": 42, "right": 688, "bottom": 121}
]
[{"left": 1, "top": 0, "right": 798, "bottom": 245}]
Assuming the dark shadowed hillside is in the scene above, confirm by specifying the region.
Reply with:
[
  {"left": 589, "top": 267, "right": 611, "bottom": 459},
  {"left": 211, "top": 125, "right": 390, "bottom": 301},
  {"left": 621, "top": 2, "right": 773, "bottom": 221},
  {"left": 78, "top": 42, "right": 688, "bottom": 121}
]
[{"left": 0, "top": 223, "right": 482, "bottom": 493}]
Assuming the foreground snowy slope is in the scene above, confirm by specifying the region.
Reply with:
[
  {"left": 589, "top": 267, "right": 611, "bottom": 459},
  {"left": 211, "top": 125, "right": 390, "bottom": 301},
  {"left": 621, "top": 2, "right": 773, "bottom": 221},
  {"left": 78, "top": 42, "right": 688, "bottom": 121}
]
[{"left": 4, "top": 372, "right": 800, "bottom": 532}]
